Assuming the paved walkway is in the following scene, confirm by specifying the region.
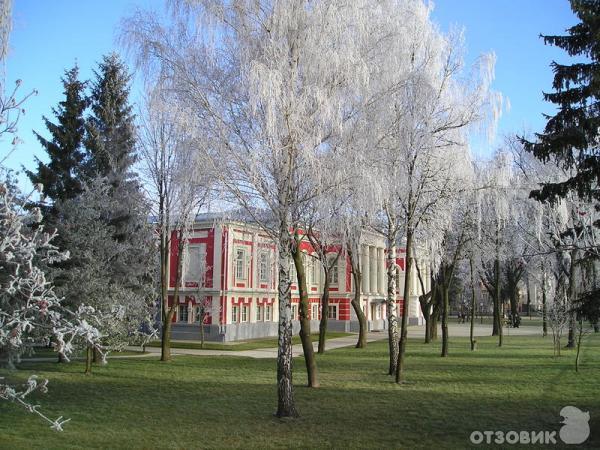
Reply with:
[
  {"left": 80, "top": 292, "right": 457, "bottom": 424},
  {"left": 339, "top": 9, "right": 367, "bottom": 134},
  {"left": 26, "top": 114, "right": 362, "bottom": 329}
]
[{"left": 131, "top": 323, "right": 542, "bottom": 359}]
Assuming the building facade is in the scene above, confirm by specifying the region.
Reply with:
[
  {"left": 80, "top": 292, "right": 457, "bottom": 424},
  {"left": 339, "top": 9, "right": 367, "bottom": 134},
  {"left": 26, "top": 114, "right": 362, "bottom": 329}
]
[{"left": 166, "top": 217, "right": 427, "bottom": 342}]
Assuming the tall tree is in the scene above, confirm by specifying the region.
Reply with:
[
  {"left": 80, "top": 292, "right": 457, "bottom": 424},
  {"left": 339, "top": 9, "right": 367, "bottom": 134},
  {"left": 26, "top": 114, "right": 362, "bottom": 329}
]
[
  {"left": 522, "top": 0, "right": 600, "bottom": 346},
  {"left": 81, "top": 53, "right": 153, "bottom": 307},
  {"left": 522, "top": 0, "right": 600, "bottom": 204},
  {"left": 137, "top": 81, "right": 212, "bottom": 362},
  {"left": 84, "top": 53, "right": 136, "bottom": 182},
  {"left": 0, "top": 2, "right": 102, "bottom": 429},
  {"left": 25, "top": 65, "right": 87, "bottom": 209},
  {"left": 124, "top": 0, "right": 373, "bottom": 416},
  {"left": 52, "top": 178, "right": 157, "bottom": 373}
]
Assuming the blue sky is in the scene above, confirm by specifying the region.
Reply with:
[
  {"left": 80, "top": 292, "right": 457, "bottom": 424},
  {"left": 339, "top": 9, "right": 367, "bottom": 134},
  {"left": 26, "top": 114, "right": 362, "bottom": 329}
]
[{"left": 5, "top": 0, "right": 578, "bottom": 187}]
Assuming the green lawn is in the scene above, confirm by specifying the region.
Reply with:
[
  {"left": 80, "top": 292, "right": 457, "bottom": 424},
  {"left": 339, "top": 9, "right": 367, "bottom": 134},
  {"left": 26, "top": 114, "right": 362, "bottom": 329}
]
[
  {"left": 1, "top": 333, "right": 599, "bottom": 449},
  {"left": 457, "top": 315, "right": 547, "bottom": 328},
  {"left": 146, "top": 331, "right": 354, "bottom": 351},
  {"left": 21, "top": 348, "right": 146, "bottom": 359}
]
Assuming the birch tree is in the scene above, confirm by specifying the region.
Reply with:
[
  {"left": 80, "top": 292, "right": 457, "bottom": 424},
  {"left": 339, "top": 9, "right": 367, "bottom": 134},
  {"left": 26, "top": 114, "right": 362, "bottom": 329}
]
[
  {"left": 137, "top": 82, "right": 212, "bottom": 361},
  {"left": 359, "top": 1, "right": 499, "bottom": 382},
  {"left": 123, "top": 0, "right": 372, "bottom": 416}
]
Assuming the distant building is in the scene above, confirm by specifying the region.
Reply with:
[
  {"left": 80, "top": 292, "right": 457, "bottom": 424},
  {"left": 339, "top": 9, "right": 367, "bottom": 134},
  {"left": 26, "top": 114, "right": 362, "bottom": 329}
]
[{"left": 165, "top": 215, "right": 428, "bottom": 342}]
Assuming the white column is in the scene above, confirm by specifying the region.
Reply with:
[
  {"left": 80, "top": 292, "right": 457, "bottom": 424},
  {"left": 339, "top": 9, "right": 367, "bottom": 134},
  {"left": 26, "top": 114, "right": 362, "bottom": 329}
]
[
  {"left": 362, "top": 245, "right": 370, "bottom": 294},
  {"left": 369, "top": 246, "right": 377, "bottom": 293},
  {"left": 377, "top": 248, "right": 385, "bottom": 295}
]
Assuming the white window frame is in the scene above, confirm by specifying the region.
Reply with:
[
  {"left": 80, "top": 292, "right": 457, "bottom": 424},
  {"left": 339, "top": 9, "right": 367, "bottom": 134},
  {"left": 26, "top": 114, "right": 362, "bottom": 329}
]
[
  {"left": 328, "top": 304, "right": 338, "bottom": 320},
  {"left": 235, "top": 248, "right": 246, "bottom": 280},
  {"left": 231, "top": 305, "right": 238, "bottom": 323},
  {"left": 308, "top": 256, "right": 316, "bottom": 285},
  {"left": 329, "top": 256, "right": 339, "bottom": 285},
  {"left": 256, "top": 304, "right": 263, "bottom": 322},
  {"left": 241, "top": 305, "right": 248, "bottom": 322},
  {"left": 179, "top": 304, "right": 189, "bottom": 323},
  {"left": 265, "top": 305, "right": 272, "bottom": 321},
  {"left": 291, "top": 304, "right": 298, "bottom": 320},
  {"left": 311, "top": 303, "right": 319, "bottom": 320},
  {"left": 184, "top": 244, "right": 206, "bottom": 284},
  {"left": 259, "top": 252, "right": 270, "bottom": 283}
]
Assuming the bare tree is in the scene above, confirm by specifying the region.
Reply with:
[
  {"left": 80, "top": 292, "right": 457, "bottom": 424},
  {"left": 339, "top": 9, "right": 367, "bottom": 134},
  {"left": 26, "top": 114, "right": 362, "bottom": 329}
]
[{"left": 137, "top": 82, "right": 211, "bottom": 362}]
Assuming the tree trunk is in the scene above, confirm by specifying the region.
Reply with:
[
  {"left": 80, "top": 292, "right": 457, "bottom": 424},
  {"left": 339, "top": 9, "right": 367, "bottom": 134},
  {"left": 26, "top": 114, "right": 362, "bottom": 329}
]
[
  {"left": 575, "top": 320, "right": 583, "bottom": 372},
  {"left": 93, "top": 347, "right": 103, "bottom": 364},
  {"left": 441, "top": 279, "right": 449, "bottom": 357},
  {"left": 417, "top": 264, "right": 434, "bottom": 344},
  {"left": 200, "top": 320, "right": 205, "bottom": 349},
  {"left": 351, "top": 270, "right": 367, "bottom": 348},
  {"left": 347, "top": 248, "right": 367, "bottom": 349},
  {"left": 494, "top": 255, "right": 503, "bottom": 347},
  {"left": 396, "top": 228, "right": 413, "bottom": 383},
  {"left": 542, "top": 266, "right": 548, "bottom": 337},
  {"left": 386, "top": 242, "right": 399, "bottom": 376},
  {"left": 431, "top": 299, "right": 440, "bottom": 340},
  {"left": 276, "top": 230, "right": 298, "bottom": 418},
  {"left": 566, "top": 249, "right": 577, "bottom": 348},
  {"left": 469, "top": 259, "right": 476, "bottom": 351},
  {"left": 85, "top": 345, "right": 93, "bottom": 375},
  {"left": 318, "top": 281, "right": 329, "bottom": 354},
  {"left": 509, "top": 288, "right": 519, "bottom": 328},
  {"left": 292, "top": 243, "right": 319, "bottom": 388},
  {"left": 162, "top": 232, "right": 185, "bottom": 361}
]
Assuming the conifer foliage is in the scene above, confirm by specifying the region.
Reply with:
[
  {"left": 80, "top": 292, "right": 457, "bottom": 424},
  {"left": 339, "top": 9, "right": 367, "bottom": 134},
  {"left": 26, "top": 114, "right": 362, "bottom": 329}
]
[
  {"left": 25, "top": 66, "right": 87, "bottom": 207},
  {"left": 523, "top": 0, "right": 600, "bottom": 203},
  {"left": 84, "top": 53, "right": 136, "bottom": 182},
  {"left": 23, "top": 53, "right": 157, "bottom": 361}
]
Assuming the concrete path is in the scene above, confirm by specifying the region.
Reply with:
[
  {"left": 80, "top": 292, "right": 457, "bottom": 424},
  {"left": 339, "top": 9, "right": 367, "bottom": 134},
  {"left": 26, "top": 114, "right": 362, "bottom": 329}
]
[{"left": 133, "top": 323, "right": 543, "bottom": 360}]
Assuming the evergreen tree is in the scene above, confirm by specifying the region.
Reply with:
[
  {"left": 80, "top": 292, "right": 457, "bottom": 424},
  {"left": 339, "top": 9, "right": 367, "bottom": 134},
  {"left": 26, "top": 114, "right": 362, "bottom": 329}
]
[
  {"left": 84, "top": 53, "right": 141, "bottom": 243},
  {"left": 84, "top": 53, "right": 136, "bottom": 183},
  {"left": 523, "top": 0, "right": 600, "bottom": 341},
  {"left": 522, "top": 0, "right": 600, "bottom": 202},
  {"left": 25, "top": 65, "right": 87, "bottom": 208}
]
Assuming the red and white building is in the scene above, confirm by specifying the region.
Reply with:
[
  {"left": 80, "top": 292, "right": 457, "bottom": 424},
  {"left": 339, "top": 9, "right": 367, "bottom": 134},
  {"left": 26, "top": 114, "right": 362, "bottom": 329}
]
[{"left": 166, "top": 215, "right": 428, "bottom": 342}]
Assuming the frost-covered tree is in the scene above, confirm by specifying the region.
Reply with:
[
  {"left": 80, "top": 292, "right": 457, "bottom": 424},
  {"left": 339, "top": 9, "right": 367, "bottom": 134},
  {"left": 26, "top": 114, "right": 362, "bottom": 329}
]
[
  {"left": 52, "top": 178, "right": 157, "bottom": 373},
  {"left": 521, "top": 0, "right": 600, "bottom": 343},
  {"left": 475, "top": 152, "right": 517, "bottom": 346},
  {"left": 0, "top": 1, "right": 102, "bottom": 429},
  {"left": 39, "top": 54, "right": 160, "bottom": 367},
  {"left": 136, "top": 81, "right": 212, "bottom": 361},
  {"left": 358, "top": 0, "right": 498, "bottom": 382},
  {"left": 124, "top": 0, "right": 374, "bottom": 416}
]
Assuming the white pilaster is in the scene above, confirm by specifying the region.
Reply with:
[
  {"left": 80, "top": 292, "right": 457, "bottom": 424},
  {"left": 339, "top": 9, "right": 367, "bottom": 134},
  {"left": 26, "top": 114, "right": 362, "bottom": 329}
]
[
  {"left": 362, "top": 245, "right": 370, "bottom": 294},
  {"left": 377, "top": 248, "right": 385, "bottom": 295},
  {"left": 369, "top": 246, "right": 377, "bottom": 293}
]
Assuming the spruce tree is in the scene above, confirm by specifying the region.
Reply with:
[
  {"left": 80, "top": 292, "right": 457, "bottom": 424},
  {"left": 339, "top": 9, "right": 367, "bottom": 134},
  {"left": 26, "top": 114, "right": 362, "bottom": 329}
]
[
  {"left": 25, "top": 65, "right": 87, "bottom": 208},
  {"left": 523, "top": 0, "right": 600, "bottom": 341},
  {"left": 84, "top": 53, "right": 136, "bottom": 184},
  {"left": 81, "top": 53, "right": 154, "bottom": 300},
  {"left": 522, "top": 0, "right": 600, "bottom": 202}
]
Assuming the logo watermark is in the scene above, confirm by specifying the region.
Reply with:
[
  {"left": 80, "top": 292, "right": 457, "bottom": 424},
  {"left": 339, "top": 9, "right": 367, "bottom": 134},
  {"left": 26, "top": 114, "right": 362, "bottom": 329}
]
[{"left": 469, "top": 406, "right": 590, "bottom": 445}]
